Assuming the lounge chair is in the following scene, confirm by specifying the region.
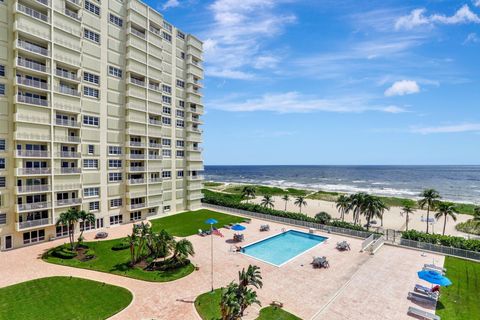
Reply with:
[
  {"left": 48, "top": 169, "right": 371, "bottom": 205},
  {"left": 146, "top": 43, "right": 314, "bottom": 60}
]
[
  {"left": 312, "top": 256, "right": 329, "bottom": 268},
  {"left": 414, "top": 284, "right": 439, "bottom": 299},
  {"left": 407, "top": 291, "right": 437, "bottom": 304},
  {"left": 198, "top": 229, "right": 208, "bottom": 237},
  {"left": 233, "top": 234, "right": 244, "bottom": 242},
  {"left": 336, "top": 241, "right": 351, "bottom": 251},
  {"left": 407, "top": 307, "right": 440, "bottom": 320},
  {"left": 94, "top": 232, "right": 108, "bottom": 239},
  {"left": 260, "top": 224, "right": 270, "bottom": 232},
  {"left": 424, "top": 264, "right": 446, "bottom": 274}
]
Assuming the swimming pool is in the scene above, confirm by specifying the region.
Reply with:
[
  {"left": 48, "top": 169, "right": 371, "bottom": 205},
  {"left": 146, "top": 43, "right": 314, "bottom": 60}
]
[{"left": 242, "top": 230, "right": 328, "bottom": 267}]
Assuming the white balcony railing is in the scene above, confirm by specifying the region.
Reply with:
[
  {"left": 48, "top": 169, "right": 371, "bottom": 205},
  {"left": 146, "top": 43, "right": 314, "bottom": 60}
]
[
  {"left": 16, "top": 150, "right": 49, "bottom": 158},
  {"left": 149, "top": 143, "right": 161, "bottom": 148},
  {"left": 148, "top": 155, "right": 162, "bottom": 160},
  {"left": 17, "top": 94, "right": 48, "bottom": 106},
  {"left": 55, "top": 118, "right": 79, "bottom": 127},
  {"left": 56, "top": 86, "right": 80, "bottom": 96},
  {"left": 16, "top": 76, "right": 48, "bottom": 90},
  {"left": 17, "top": 40, "right": 49, "bottom": 56},
  {"left": 64, "top": 8, "right": 80, "bottom": 20},
  {"left": 17, "top": 3, "right": 49, "bottom": 23},
  {"left": 149, "top": 178, "right": 162, "bottom": 183},
  {"left": 57, "top": 167, "right": 81, "bottom": 174},
  {"left": 17, "top": 201, "right": 51, "bottom": 212},
  {"left": 188, "top": 175, "right": 204, "bottom": 181},
  {"left": 56, "top": 151, "right": 81, "bottom": 158},
  {"left": 129, "top": 78, "right": 145, "bottom": 87},
  {"left": 17, "top": 168, "right": 51, "bottom": 175},
  {"left": 17, "top": 184, "right": 51, "bottom": 193},
  {"left": 17, "top": 57, "right": 48, "bottom": 72},
  {"left": 17, "top": 217, "right": 52, "bottom": 230},
  {"left": 128, "top": 154, "right": 145, "bottom": 159},
  {"left": 129, "top": 141, "right": 145, "bottom": 147},
  {"left": 55, "top": 198, "right": 81, "bottom": 207},
  {"left": 130, "top": 28, "right": 146, "bottom": 39},
  {"left": 128, "top": 179, "right": 146, "bottom": 185},
  {"left": 128, "top": 167, "right": 145, "bottom": 172},
  {"left": 55, "top": 69, "right": 78, "bottom": 81},
  {"left": 129, "top": 203, "right": 146, "bottom": 210}
]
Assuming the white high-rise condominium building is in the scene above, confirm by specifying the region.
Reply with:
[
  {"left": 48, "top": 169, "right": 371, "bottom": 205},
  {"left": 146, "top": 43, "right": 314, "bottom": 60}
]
[{"left": 0, "top": 0, "right": 204, "bottom": 250}]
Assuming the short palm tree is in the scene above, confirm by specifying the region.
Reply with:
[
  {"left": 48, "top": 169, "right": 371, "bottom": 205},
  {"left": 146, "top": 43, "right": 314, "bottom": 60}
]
[
  {"left": 56, "top": 208, "right": 80, "bottom": 250},
  {"left": 77, "top": 210, "right": 95, "bottom": 245},
  {"left": 401, "top": 204, "right": 415, "bottom": 231},
  {"left": 127, "top": 233, "right": 138, "bottom": 266},
  {"left": 172, "top": 239, "right": 195, "bottom": 262},
  {"left": 221, "top": 283, "right": 240, "bottom": 320},
  {"left": 418, "top": 189, "right": 441, "bottom": 234},
  {"left": 260, "top": 194, "right": 274, "bottom": 209},
  {"left": 435, "top": 202, "right": 458, "bottom": 235},
  {"left": 335, "top": 194, "right": 350, "bottom": 222},
  {"left": 241, "top": 186, "right": 256, "bottom": 203},
  {"left": 294, "top": 196, "right": 307, "bottom": 213},
  {"left": 281, "top": 194, "right": 290, "bottom": 211},
  {"left": 238, "top": 265, "right": 263, "bottom": 290}
]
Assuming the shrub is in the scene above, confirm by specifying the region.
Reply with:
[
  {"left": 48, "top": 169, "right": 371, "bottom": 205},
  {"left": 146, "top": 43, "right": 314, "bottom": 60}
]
[
  {"left": 51, "top": 246, "right": 77, "bottom": 259},
  {"left": 455, "top": 220, "right": 480, "bottom": 235},
  {"left": 150, "top": 258, "right": 190, "bottom": 271},
  {"left": 315, "top": 212, "right": 332, "bottom": 224},
  {"left": 401, "top": 230, "right": 480, "bottom": 252},
  {"left": 84, "top": 249, "right": 95, "bottom": 259},
  {"left": 112, "top": 241, "right": 130, "bottom": 251}
]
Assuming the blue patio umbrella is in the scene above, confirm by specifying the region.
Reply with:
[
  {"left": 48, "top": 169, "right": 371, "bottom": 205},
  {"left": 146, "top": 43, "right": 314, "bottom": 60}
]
[
  {"left": 231, "top": 224, "right": 246, "bottom": 231},
  {"left": 205, "top": 218, "right": 218, "bottom": 225},
  {"left": 417, "top": 270, "right": 452, "bottom": 287}
]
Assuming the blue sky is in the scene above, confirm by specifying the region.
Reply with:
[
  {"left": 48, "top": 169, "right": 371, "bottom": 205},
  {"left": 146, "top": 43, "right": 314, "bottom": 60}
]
[{"left": 146, "top": 0, "right": 480, "bottom": 165}]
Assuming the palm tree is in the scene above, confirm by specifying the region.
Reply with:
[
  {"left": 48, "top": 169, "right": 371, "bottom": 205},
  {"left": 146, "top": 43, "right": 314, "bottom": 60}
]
[
  {"left": 348, "top": 193, "right": 368, "bottom": 225},
  {"left": 401, "top": 204, "right": 415, "bottom": 231},
  {"left": 221, "top": 283, "right": 240, "bottom": 320},
  {"left": 294, "top": 196, "right": 307, "bottom": 213},
  {"left": 56, "top": 208, "right": 80, "bottom": 250},
  {"left": 435, "top": 202, "right": 458, "bottom": 235},
  {"left": 418, "top": 189, "right": 441, "bottom": 234},
  {"left": 335, "top": 194, "right": 350, "bottom": 222},
  {"left": 77, "top": 210, "right": 95, "bottom": 246},
  {"left": 260, "top": 194, "right": 274, "bottom": 209},
  {"left": 363, "top": 195, "right": 388, "bottom": 231},
  {"left": 281, "top": 194, "right": 290, "bottom": 211},
  {"left": 238, "top": 265, "right": 263, "bottom": 290},
  {"left": 172, "top": 239, "right": 195, "bottom": 262},
  {"left": 473, "top": 206, "right": 480, "bottom": 222},
  {"left": 127, "top": 233, "right": 138, "bottom": 266},
  {"left": 241, "top": 186, "right": 256, "bottom": 203}
]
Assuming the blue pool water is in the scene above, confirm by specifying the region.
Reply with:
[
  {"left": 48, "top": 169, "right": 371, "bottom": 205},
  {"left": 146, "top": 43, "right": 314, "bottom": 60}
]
[{"left": 242, "top": 230, "right": 328, "bottom": 266}]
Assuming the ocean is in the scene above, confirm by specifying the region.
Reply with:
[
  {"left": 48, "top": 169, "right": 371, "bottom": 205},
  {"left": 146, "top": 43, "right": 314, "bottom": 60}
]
[{"left": 204, "top": 165, "right": 480, "bottom": 204}]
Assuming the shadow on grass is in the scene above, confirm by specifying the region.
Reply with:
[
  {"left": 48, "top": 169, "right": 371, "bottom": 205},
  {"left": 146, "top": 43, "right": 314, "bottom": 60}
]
[{"left": 436, "top": 300, "right": 445, "bottom": 310}]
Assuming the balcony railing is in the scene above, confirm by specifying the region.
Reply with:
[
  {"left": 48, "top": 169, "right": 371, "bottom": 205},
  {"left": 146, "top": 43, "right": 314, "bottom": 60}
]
[
  {"left": 36, "top": 0, "right": 49, "bottom": 6},
  {"left": 55, "top": 69, "right": 78, "bottom": 81},
  {"left": 128, "top": 154, "right": 145, "bottom": 159},
  {"left": 67, "top": 0, "right": 81, "bottom": 6},
  {"left": 17, "top": 40, "right": 49, "bottom": 56},
  {"left": 57, "top": 167, "right": 81, "bottom": 174},
  {"left": 149, "top": 143, "right": 161, "bottom": 148},
  {"left": 55, "top": 136, "right": 81, "bottom": 143},
  {"left": 17, "top": 201, "right": 51, "bottom": 212},
  {"left": 56, "top": 86, "right": 80, "bottom": 96},
  {"left": 130, "top": 28, "right": 146, "bottom": 39},
  {"left": 149, "top": 119, "right": 161, "bottom": 126},
  {"left": 54, "top": 183, "right": 82, "bottom": 191},
  {"left": 149, "top": 178, "right": 162, "bottom": 183},
  {"left": 128, "top": 179, "right": 146, "bottom": 185},
  {"left": 17, "top": 217, "right": 52, "bottom": 230},
  {"left": 149, "top": 84, "right": 160, "bottom": 91},
  {"left": 17, "top": 3, "right": 49, "bottom": 23},
  {"left": 148, "top": 155, "right": 162, "bottom": 160},
  {"left": 129, "top": 78, "right": 145, "bottom": 87},
  {"left": 55, "top": 118, "right": 79, "bottom": 127},
  {"left": 188, "top": 175, "right": 204, "bottom": 181},
  {"left": 16, "top": 76, "right": 48, "bottom": 90},
  {"left": 17, "top": 57, "right": 47, "bottom": 73},
  {"left": 128, "top": 167, "right": 145, "bottom": 172},
  {"left": 129, "top": 203, "right": 146, "bottom": 210},
  {"left": 56, "top": 151, "right": 81, "bottom": 158},
  {"left": 64, "top": 8, "right": 80, "bottom": 20},
  {"left": 17, "top": 168, "right": 51, "bottom": 175},
  {"left": 17, "top": 95, "right": 48, "bottom": 106},
  {"left": 16, "top": 150, "right": 49, "bottom": 158},
  {"left": 17, "top": 184, "right": 50, "bottom": 193},
  {"left": 55, "top": 198, "right": 82, "bottom": 207}
]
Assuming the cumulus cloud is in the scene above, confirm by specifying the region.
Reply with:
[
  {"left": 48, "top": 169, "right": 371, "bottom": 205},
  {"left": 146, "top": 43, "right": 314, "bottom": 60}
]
[
  {"left": 207, "top": 92, "right": 407, "bottom": 114},
  {"left": 411, "top": 123, "right": 480, "bottom": 134},
  {"left": 474, "top": 0, "right": 480, "bottom": 7},
  {"left": 162, "top": 0, "right": 180, "bottom": 10},
  {"left": 464, "top": 32, "right": 479, "bottom": 44},
  {"left": 395, "top": 5, "right": 480, "bottom": 30},
  {"left": 384, "top": 80, "right": 420, "bottom": 96}
]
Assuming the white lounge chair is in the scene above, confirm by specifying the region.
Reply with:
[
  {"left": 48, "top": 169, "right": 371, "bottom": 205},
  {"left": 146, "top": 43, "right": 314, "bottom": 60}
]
[
  {"left": 407, "top": 306, "right": 440, "bottom": 320},
  {"left": 424, "top": 264, "right": 446, "bottom": 274},
  {"left": 408, "top": 291, "right": 437, "bottom": 304},
  {"left": 414, "top": 284, "right": 439, "bottom": 299}
]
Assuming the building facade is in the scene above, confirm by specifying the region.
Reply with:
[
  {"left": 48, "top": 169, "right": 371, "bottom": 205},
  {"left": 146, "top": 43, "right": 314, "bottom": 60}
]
[{"left": 0, "top": 0, "right": 204, "bottom": 250}]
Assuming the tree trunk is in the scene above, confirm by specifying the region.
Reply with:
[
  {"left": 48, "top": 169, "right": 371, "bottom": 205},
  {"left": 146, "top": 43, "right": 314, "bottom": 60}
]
[
  {"left": 443, "top": 215, "right": 447, "bottom": 235},
  {"left": 285, "top": 202, "right": 287, "bottom": 211},
  {"left": 366, "top": 215, "right": 371, "bottom": 231},
  {"left": 426, "top": 207, "right": 430, "bottom": 234},
  {"left": 406, "top": 213, "right": 409, "bottom": 231},
  {"left": 299, "top": 205, "right": 302, "bottom": 213}
]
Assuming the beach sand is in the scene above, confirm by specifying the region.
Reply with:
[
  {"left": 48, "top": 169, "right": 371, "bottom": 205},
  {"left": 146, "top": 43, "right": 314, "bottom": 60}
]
[{"left": 251, "top": 195, "right": 474, "bottom": 237}]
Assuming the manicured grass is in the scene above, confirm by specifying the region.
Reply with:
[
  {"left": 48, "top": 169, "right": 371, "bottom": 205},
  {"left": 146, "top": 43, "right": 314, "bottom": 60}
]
[
  {"left": 436, "top": 257, "right": 480, "bottom": 319},
  {"left": 150, "top": 209, "right": 246, "bottom": 236},
  {"left": 0, "top": 276, "right": 132, "bottom": 320},
  {"left": 455, "top": 219, "right": 480, "bottom": 235},
  {"left": 223, "top": 184, "right": 309, "bottom": 197},
  {"left": 43, "top": 238, "right": 194, "bottom": 282},
  {"left": 195, "top": 289, "right": 302, "bottom": 320},
  {"left": 204, "top": 181, "right": 224, "bottom": 187}
]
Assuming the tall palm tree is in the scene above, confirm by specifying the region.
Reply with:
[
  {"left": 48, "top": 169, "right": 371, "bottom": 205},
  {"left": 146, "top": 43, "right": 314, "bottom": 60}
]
[
  {"left": 127, "top": 233, "right": 138, "bottom": 266},
  {"left": 281, "top": 194, "right": 290, "bottom": 211},
  {"left": 260, "top": 194, "right": 274, "bottom": 209},
  {"left": 348, "top": 193, "right": 367, "bottom": 225},
  {"left": 172, "top": 239, "right": 195, "bottom": 262},
  {"left": 335, "top": 194, "right": 350, "bottom": 222},
  {"left": 363, "top": 195, "right": 388, "bottom": 231},
  {"left": 56, "top": 208, "right": 80, "bottom": 250},
  {"left": 401, "top": 204, "right": 415, "bottom": 231},
  {"left": 294, "top": 196, "right": 307, "bottom": 213},
  {"left": 77, "top": 210, "right": 95, "bottom": 245},
  {"left": 241, "top": 186, "right": 256, "bottom": 203},
  {"left": 418, "top": 189, "right": 441, "bottom": 234},
  {"left": 435, "top": 202, "right": 458, "bottom": 235}
]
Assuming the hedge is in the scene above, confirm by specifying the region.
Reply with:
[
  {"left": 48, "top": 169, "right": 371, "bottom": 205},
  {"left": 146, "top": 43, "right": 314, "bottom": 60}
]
[{"left": 401, "top": 230, "right": 480, "bottom": 252}]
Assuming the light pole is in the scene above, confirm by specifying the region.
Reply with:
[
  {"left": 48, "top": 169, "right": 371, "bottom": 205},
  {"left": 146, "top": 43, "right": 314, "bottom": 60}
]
[{"left": 205, "top": 218, "right": 218, "bottom": 292}]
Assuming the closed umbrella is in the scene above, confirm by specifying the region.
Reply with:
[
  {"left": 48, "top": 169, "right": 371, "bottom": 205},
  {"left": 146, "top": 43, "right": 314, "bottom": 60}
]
[
  {"left": 417, "top": 270, "right": 452, "bottom": 287},
  {"left": 231, "top": 224, "right": 246, "bottom": 231}
]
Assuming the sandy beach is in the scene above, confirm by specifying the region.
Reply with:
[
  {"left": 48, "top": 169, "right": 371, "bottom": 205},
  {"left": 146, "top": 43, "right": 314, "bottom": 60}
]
[{"left": 250, "top": 195, "right": 475, "bottom": 237}]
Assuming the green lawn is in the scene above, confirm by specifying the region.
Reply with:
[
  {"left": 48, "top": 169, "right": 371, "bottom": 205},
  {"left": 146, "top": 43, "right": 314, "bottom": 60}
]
[
  {"left": 150, "top": 209, "right": 246, "bottom": 236},
  {"left": 43, "top": 238, "right": 194, "bottom": 282},
  {"left": 436, "top": 257, "right": 480, "bottom": 319},
  {"left": 195, "top": 289, "right": 301, "bottom": 320},
  {"left": 0, "top": 276, "right": 132, "bottom": 320}
]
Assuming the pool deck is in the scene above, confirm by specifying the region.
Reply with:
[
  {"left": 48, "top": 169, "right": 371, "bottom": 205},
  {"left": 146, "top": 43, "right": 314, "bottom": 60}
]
[{"left": 0, "top": 212, "right": 444, "bottom": 320}]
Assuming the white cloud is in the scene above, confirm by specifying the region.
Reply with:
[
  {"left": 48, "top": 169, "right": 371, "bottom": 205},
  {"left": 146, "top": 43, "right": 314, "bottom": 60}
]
[
  {"left": 202, "top": 0, "right": 296, "bottom": 79},
  {"left": 207, "top": 92, "right": 407, "bottom": 114},
  {"left": 464, "top": 32, "right": 479, "bottom": 44},
  {"left": 411, "top": 123, "right": 480, "bottom": 134},
  {"left": 475, "top": 0, "right": 480, "bottom": 8},
  {"left": 395, "top": 5, "right": 480, "bottom": 30},
  {"left": 384, "top": 80, "right": 420, "bottom": 96},
  {"left": 162, "top": 0, "right": 180, "bottom": 10}
]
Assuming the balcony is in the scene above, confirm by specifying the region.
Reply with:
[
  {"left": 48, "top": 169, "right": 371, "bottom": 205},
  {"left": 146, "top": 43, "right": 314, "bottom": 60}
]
[
  {"left": 16, "top": 168, "right": 51, "bottom": 175},
  {"left": 128, "top": 203, "right": 146, "bottom": 210},
  {"left": 130, "top": 28, "right": 146, "bottom": 39},
  {"left": 127, "top": 154, "right": 145, "bottom": 160},
  {"left": 127, "top": 178, "right": 146, "bottom": 185},
  {"left": 17, "top": 57, "right": 48, "bottom": 73},
  {"left": 187, "top": 175, "right": 204, "bottom": 181},
  {"left": 15, "top": 113, "right": 50, "bottom": 125},
  {"left": 54, "top": 183, "right": 81, "bottom": 191},
  {"left": 129, "top": 78, "right": 145, "bottom": 87},
  {"left": 55, "top": 69, "right": 79, "bottom": 81},
  {"left": 36, "top": 0, "right": 49, "bottom": 6},
  {"left": 188, "top": 146, "right": 203, "bottom": 152},
  {"left": 16, "top": 217, "right": 53, "bottom": 231},
  {"left": 149, "top": 178, "right": 162, "bottom": 184},
  {"left": 55, "top": 86, "right": 80, "bottom": 97},
  {"left": 17, "top": 201, "right": 51, "bottom": 212},
  {"left": 149, "top": 119, "right": 161, "bottom": 126},
  {"left": 16, "top": 76, "right": 49, "bottom": 90},
  {"left": 17, "top": 3, "right": 49, "bottom": 23},
  {"left": 56, "top": 151, "right": 81, "bottom": 158},
  {"left": 149, "top": 143, "right": 161, "bottom": 148},
  {"left": 17, "top": 184, "right": 51, "bottom": 193},
  {"left": 128, "top": 167, "right": 146, "bottom": 172},
  {"left": 56, "top": 167, "right": 81, "bottom": 174},
  {"left": 16, "top": 94, "right": 48, "bottom": 107},
  {"left": 55, "top": 198, "right": 82, "bottom": 207},
  {"left": 129, "top": 141, "right": 145, "bottom": 147},
  {"left": 15, "top": 132, "right": 51, "bottom": 141},
  {"left": 66, "top": 0, "right": 81, "bottom": 7},
  {"left": 148, "top": 154, "right": 162, "bottom": 160},
  {"left": 55, "top": 136, "right": 81, "bottom": 143},
  {"left": 64, "top": 8, "right": 81, "bottom": 21},
  {"left": 16, "top": 150, "right": 49, "bottom": 158},
  {"left": 17, "top": 39, "right": 49, "bottom": 56},
  {"left": 55, "top": 118, "right": 80, "bottom": 127},
  {"left": 188, "top": 193, "right": 204, "bottom": 201}
]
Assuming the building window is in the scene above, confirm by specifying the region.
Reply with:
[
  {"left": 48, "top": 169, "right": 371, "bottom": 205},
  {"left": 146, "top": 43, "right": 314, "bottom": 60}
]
[
  {"left": 176, "top": 120, "right": 184, "bottom": 128},
  {"left": 176, "top": 140, "right": 185, "bottom": 148},
  {"left": 84, "top": 187, "right": 100, "bottom": 197},
  {"left": 162, "top": 117, "right": 171, "bottom": 126},
  {"left": 0, "top": 177, "right": 5, "bottom": 188},
  {"left": 177, "top": 31, "right": 185, "bottom": 39},
  {"left": 84, "top": 29, "right": 100, "bottom": 43},
  {"left": 108, "top": 146, "right": 122, "bottom": 155},
  {"left": 162, "top": 96, "right": 171, "bottom": 105},
  {"left": 83, "top": 159, "right": 98, "bottom": 169},
  {"left": 162, "top": 149, "right": 171, "bottom": 158},
  {"left": 162, "top": 32, "right": 172, "bottom": 42},
  {"left": 162, "top": 138, "right": 171, "bottom": 146},
  {"left": 162, "top": 85, "right": 171, "bottom": 94},
  {"left": 108, "top": 66, "right": 123, "bottom": 78},
  {"left": 0, "top": 65, "right": 4, "bottom": 77},
  {"left": 0, "top": 139, "right": 5, "bottom": 151},
  {"left": 80, "top": 220, "right": 95, "bottom": 231},
  {"left": 83, "top": 86, "right": 99, "bottom": 98},
  {"left": 176, "top": 110, "right": 185, "bottom": 117},
  {"left": 0, "top": 213, "right": 6, "bottom": 225},
  {"left": 179, "top": 100, "right": 185, "bottom": 108},
  {"left": 130, "top": 211, "right": 141, "bottom": 221},
  {"left": 177, "top": 170, "right": 184, "bottom": 178},
  {"left": 163, "top": 21, "right": 172, "bottom": 32},
  {"left": 23, "top": 229, "right": 45, "bottom": 244},
  {"left": 176, "top": 80, "right": 185, "bottom": 88},
  {"left": 0, "top": 158, "right": 5, "bottom": 169},
  {"left": 83, "top": 72, "right": 99, "bottom": 85},
  {"left": 84, "top": 1, "right": 100, "bottom": 15},
  {"left": 176, "top": 150, "right": 184, "bottom": 158},
  {"left": 83, "top": 115, "right": 99, "bottom": 126},
  {"left": 109, "top": 13, "right": 123, "bottom": 27},
  {"left": 110, "top": 214, "right": 123, "bottom": 225},
  {"left": 56, "top": 225, "right": 69, "bottom": 237},
  {"left": 162, "top": 171, "right": 171, "bottom": 179},
  {"left": 162, "top": 106, "right": 171, "bottom": 115},
  {"left": 109, "top": 172, "right": 122, "bottom": 182},
  {"left": 180, "top": 52, "right": 185, "bottom": 60},
  {"left": 89, "top": 201, "right": 100, "bottom": 211},
  {"left": 163, "top": 205, "right": 171, "bottom": 212},
  {"left": 110, "top": 198, "right": 122, "bottom": 208},
  {"left": 88, "top": 145, "right": 95, "bottom": 154},
  {"left": 108, "top": 159, "right": 122, "bottom": 168},
  {"left": 0, "top": 84, "right": 5, "bottom": 95}
]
